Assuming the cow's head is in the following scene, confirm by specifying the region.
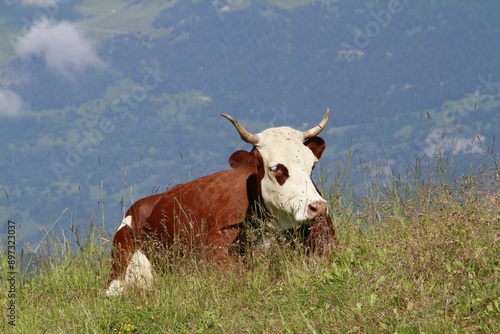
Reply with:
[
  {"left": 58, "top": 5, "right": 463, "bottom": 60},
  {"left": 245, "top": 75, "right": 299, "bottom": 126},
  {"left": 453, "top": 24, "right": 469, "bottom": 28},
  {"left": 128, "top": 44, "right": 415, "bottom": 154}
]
[{"left": 222, "top": 109, "right": 330, "bottom": 230}]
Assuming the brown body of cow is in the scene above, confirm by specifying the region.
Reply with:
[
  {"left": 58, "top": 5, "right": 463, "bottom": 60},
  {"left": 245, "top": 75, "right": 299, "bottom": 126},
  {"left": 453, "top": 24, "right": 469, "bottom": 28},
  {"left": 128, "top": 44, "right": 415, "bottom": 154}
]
[{"left": 106, "top": 109, "right": 338, "bottom": 296}]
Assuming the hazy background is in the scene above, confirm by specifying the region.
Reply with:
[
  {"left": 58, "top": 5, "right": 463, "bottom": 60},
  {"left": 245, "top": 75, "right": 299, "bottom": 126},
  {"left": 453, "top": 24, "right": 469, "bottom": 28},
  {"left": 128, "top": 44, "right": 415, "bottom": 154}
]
[{"left": 1, "top": 0, "right": 499, "bottom": 246}]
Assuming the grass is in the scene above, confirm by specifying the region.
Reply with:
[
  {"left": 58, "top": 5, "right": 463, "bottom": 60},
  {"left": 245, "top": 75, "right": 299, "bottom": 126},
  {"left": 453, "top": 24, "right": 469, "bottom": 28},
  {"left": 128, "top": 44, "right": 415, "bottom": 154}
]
[{"left": 1, "top": 156, "right": 499, "bottom": 333}]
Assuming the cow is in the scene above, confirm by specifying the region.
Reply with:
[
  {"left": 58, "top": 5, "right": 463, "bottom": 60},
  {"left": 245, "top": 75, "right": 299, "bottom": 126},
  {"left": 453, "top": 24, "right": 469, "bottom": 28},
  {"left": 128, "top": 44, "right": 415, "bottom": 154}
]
[{"left": 106, "top": 109, "right": 338, "bottom": 296}]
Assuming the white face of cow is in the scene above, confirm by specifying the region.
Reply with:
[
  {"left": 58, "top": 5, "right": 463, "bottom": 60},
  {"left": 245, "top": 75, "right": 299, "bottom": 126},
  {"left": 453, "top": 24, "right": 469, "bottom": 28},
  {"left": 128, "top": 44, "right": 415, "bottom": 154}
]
[
  {"left": 221, "top": 108, "right": 330, "bottom": 230},
  {"left": 255, "top": 127, "right": 327, "bottom": 230}
]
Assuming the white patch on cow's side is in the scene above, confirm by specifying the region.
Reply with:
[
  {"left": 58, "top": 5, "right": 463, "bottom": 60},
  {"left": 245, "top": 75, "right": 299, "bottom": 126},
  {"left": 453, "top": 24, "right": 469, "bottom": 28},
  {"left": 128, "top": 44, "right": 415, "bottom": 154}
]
[
  {"left": 105, "top": 250, "right": 154, "bottom": 297},
  {"left": 117, "top": 215, "right": 132, "bottom": 231},
  {"left": 256, "top": 127, "right": 326, "bottom": 228}
]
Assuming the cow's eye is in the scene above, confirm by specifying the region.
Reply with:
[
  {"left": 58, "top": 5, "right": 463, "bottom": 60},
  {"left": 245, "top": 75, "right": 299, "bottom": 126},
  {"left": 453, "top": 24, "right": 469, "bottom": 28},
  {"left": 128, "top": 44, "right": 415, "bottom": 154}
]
[{"left": 269, "top": 164, "right": 289, "bottom": 185}]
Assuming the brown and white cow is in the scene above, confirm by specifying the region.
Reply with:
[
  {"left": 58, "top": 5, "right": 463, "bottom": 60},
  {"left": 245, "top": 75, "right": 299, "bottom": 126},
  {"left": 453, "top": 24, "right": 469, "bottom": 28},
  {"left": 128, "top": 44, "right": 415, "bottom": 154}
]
[{"left": 106, "top": 109, "right": 338, "bottom": 296}]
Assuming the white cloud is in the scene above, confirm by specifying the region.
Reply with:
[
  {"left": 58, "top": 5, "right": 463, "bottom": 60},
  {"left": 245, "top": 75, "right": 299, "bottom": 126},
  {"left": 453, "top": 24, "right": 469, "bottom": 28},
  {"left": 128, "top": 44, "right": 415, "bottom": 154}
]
[
  {"left": 15, "top": 18, "right": 103, "bottom": 75},
  {"left": 0, "top": 88, "right": 24, "bottom": 117}
]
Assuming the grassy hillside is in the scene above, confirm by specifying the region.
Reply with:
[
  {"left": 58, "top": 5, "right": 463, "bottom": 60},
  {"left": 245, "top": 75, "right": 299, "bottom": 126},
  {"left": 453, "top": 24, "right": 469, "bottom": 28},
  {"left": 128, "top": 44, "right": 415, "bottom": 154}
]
[{"left": 1, "top": 158, "right": 498, "bottom": 333}]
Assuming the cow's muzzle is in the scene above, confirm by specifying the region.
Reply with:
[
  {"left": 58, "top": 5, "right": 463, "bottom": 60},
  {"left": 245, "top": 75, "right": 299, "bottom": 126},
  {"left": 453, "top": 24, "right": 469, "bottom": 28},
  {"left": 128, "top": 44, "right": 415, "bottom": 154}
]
[{"left": 307, "top": 200, "right": 328, "bottom": 221}]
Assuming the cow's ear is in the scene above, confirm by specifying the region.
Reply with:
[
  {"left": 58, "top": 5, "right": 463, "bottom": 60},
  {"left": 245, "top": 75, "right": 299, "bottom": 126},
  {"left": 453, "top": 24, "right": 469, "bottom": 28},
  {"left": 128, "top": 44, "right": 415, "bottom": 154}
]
[
  {"left": 304, "top": 137, "right": 326, "bottom": 161},
  {"left": 228, "top": 150, "right": 256, "bottom": 169}
]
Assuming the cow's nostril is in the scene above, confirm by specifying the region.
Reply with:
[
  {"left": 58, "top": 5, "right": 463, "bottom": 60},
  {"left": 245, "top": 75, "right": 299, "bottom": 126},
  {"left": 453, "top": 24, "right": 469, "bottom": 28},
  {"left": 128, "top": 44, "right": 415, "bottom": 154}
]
[{"left": 308, "top": 201, "right": 327, "bottom": 218}]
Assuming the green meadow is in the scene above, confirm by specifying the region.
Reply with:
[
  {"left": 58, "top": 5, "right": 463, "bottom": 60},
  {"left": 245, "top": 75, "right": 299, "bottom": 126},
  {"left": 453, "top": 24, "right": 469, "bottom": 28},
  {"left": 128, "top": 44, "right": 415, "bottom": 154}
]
[{"left": 1, "top": 155, "right": 498, "bottom": 333}]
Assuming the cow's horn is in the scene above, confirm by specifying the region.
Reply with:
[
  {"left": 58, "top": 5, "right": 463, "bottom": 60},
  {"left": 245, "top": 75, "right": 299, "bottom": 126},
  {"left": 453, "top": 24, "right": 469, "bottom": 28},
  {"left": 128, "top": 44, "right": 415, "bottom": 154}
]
[
  {"left": 221, "top": 113, "right": 260, "bottom": 145},
  {"left": 302, "top": 108, "right": 330, "bottom": 139}
]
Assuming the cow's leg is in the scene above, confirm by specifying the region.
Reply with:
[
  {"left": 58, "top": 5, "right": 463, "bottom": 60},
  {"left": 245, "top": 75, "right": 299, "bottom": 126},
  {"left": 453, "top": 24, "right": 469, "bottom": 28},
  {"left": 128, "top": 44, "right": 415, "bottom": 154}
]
[
  {"left": 205, "top": 227, "right": 242, "bottom": 266},
  {"left": 106, "top": 216, "right": 154, "bottom": 296}
]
